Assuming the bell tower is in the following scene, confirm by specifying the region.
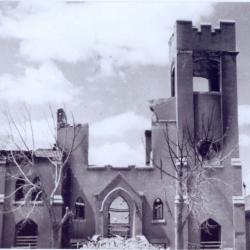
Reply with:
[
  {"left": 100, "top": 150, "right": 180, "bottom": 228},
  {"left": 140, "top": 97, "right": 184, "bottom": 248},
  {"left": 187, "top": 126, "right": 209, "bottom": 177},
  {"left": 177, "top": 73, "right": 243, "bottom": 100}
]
[
  {"left": 150, "top": 20, "right": 245, "bottom": 249},
  {"left": 168, "top": 20, "right": 245, "bottom": 250}
]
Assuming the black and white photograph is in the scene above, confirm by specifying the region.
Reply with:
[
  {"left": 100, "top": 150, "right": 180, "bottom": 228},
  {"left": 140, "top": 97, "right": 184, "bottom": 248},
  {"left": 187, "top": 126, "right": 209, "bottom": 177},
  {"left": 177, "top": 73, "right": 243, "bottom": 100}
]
[{"left": 0, "top": 1, "right": 248, "bottom": 249}]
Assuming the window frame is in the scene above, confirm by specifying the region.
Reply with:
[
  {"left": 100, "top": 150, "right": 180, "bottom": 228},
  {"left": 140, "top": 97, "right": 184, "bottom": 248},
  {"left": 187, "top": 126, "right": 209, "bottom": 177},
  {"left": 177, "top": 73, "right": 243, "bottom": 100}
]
[
  {"left": 152, "top": 198, "right": 164, "bottom": 221},
  {"left": 75, "top": 197, "right": 85, "bottom": 220}
]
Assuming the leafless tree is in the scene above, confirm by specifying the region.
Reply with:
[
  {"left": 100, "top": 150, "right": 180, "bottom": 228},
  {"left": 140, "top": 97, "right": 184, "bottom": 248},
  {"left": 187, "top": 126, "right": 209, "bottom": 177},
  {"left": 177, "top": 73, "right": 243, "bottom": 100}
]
[
  {"left": 152, "top": 110, "right": 235, "bottom": 250},
  {"left": 0, "top": 106, "right": 83, "bottom": 248}
]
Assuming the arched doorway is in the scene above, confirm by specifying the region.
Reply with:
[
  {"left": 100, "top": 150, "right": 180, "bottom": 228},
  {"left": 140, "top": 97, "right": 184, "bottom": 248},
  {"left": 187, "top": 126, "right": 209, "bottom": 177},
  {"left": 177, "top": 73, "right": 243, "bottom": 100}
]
[
  {"left": 108, "top": 196, "right": 130, "bottom": 238},
  {"left": 200, "top": 218, "right": 221, "bottom": 249},
  {"left": 15, "top": 219, "right": 38, "bottom": 248}
]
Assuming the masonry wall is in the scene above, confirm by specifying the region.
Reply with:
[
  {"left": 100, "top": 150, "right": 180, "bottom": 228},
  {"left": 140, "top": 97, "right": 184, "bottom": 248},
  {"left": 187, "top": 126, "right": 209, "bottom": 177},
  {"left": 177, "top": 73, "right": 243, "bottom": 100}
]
[
  {"left": 0, "top": 158, "right": 63, "bottom": 248},
  {"left": 57, "top": 121, "right": 179, "bottom": 248}
]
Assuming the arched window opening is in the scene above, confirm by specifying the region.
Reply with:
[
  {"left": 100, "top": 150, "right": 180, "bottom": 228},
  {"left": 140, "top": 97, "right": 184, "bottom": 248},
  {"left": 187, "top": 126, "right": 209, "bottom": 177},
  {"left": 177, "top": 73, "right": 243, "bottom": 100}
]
[
  {"left": 193, "top": 77, "right": 209, "bottom": 92},
  {"left": 153, "top": 198, "right": 163, "bottom": 220},
  {"left": 75, "top": 197, "right": 85, "bottom": 219},
  {"left": 15, "top": 177, "right": 25, "bottom": 201},
  {"left": 200, "top": 218, "right": 221, "bottom": 249},
  {"left": 108, "top": 196, "right": 130, "bottom": 238},
  {"left": 31, "top": 177, "right": 42, "bottom": 201},
  {"left": 15, "top": 219, "right": 38, "bottom": 248}
]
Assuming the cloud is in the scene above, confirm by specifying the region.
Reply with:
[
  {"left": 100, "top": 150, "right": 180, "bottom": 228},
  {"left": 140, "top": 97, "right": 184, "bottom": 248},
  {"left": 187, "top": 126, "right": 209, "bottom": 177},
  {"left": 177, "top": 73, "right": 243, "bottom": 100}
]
[
  {"left": 0, "top": 116, "right": 55, "bottom": 150},
  {"left": 0, "top": 1, "right": 214, "bottom": 69},
  {"left": 239, "top": 134, "right": 250, "bottom": 147},
  {"left": 90, "top": 112, "right": 150, "bottom": 138},
  {"left": 0, "top": 61, "right": 78, "bottom": 104},
  {"left": 89, "top": 142, "right": 145, "bottom": 166},
  {"left": 89, "top": 112, "right": 150, "bottom": 165},
  {"left": 238, "top": 105, "right": 250, "bottom": 126}
]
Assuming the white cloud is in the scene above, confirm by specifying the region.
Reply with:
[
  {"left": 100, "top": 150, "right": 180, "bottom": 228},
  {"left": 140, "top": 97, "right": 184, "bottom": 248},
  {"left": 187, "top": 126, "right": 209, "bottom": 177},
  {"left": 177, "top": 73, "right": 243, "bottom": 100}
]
[
  {"left": 0, "top": 1, "right": 214, "bottom": 68},
  {"left": 238, "top": 105, "right": 250, "bottom": 127},
  {"left": 0, "top": 117, "right": 55, "bottom": 150},
  {"left": 90, "top": 112, "right": 150, "bottom": 138},
  {"left": 89, "top": 112, "right": 150, "bottom": 165},
  {"left": 0, "top": 61, "right": 78, "bottom": 104},
  {"left": 89, "top": 142, "right": 145, "bottom": 166},
  {"left": 239, "top": 134, "right": 250, "bottom": 147}
]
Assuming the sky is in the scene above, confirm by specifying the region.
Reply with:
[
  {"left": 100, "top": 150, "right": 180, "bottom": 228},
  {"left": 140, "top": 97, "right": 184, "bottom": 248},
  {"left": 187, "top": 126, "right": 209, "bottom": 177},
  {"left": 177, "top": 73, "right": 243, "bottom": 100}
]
[{"left": 0, "top": 1, "right": 250, "bottom": 191}]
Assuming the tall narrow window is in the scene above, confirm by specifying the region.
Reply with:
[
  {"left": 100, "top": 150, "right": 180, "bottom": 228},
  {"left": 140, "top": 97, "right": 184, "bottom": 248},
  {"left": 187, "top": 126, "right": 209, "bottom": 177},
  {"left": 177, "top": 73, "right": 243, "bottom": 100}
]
[
  {"left": 75, "top": 197, "right": 85, "bottom": 219},
  {"left": 31, "top": 177, "right": 42, "bottom": 201},
  {"left": 153, "top": 198, "right": 163, "bottom": 220},
  {"left": 15, "top": 177, "right": 25, "bottom": 201},
  {"left": 171, "top": 67, "right": 175, "bottom": 97}
]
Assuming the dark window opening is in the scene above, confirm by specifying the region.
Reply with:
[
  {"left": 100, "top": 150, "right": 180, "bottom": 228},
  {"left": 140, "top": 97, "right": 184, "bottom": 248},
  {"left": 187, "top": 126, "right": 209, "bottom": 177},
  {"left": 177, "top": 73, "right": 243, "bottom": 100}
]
[
  {"left": 75, "top": 197, "right": 85, "bottom": 219},
  {"left": 15, "top": 177, "right": 25, "bottom": 201},
  {"left": 15, "top": 219, "right": 38, "bottom": 248},
  {"left": 153, "top": 198, "right": 163, "bottom": 220},
  {"left": 31, "top": 177, "right": 42, "bottom": 201},
  {"left": 171, "top": 67, "right": 175, "bottom": 97},
  {"left": 200, "top": 218, "right": 221, "bottom": 249},
  {"left": 145, "top": 130, "right": 152, "bottom": 165}
]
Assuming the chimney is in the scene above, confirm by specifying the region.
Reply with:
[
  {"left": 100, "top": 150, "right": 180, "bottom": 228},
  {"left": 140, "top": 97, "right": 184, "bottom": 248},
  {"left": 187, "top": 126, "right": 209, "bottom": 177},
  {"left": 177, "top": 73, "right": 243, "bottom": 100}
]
[{"left": 57, "top": 108, "right": 67, "bottom": 129}]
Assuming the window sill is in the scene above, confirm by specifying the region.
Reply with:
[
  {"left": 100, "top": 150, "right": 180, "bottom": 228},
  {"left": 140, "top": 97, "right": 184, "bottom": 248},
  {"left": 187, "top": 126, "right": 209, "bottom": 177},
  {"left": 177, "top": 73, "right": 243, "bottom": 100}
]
[
  {"left": 73, "top": 218, "right": 86, "bottom": 222},
  {"left": 203, "top": 164, "right": 224, "bottom": 169},
  {"left": 13, "top": 201, "right": 43, "bottom": 206},
  {"left": 152, "top": 219, "right": 166, "bottom": 225}
]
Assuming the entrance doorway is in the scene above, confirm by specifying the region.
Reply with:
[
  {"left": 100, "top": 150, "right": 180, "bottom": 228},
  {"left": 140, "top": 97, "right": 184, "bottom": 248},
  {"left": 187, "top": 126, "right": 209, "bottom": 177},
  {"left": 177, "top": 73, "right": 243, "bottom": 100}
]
[{"left": 108, "top": 196, "right": 130, "bottom": 238}]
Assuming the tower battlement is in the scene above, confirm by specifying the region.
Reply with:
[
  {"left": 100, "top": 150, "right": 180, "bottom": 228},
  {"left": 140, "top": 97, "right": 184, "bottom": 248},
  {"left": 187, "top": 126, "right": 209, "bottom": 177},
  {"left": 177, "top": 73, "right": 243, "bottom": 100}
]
[{"left": 170, "top": 20, "right": 236, "bottom": 52}]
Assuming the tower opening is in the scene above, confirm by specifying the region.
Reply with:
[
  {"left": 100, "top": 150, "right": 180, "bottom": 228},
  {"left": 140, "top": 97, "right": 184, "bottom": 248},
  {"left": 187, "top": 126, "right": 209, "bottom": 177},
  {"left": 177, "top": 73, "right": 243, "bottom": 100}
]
[
  {"left": 171, "top": 67, "right": 175, "bottom": 96},
  {"left": 193, "top": 77, "right": 209, "bottom": 92},
  {"left": 193, "top": 59, "right": 220, "bottom": 92}
]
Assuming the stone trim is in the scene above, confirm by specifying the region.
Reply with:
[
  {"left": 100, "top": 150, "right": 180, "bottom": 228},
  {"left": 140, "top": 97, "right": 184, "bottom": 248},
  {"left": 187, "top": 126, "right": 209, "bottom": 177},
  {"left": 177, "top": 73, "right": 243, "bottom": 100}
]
[
  {"left": 152, "top": 219, "right": 166, "bottom": 225},
  {"left": 177, "top": 49, "right": 193, "bottom": 55},
  {"left": 51, "top": 195, "right": 63, "bottom": 205},
  {"left": 232, "top": 196, "right": 245, "bottom": 205},
  {"left": 0, "top": 194, "right": 4, "bottom": 203},
  {"left": 100, "top": 187, "right": 132, "bottom": 212},
  {"left": 155, "top": 119, "right": 176, "bottom": 123},
  {"left": 88, "top": 165, "right": 154, "bottom": 171},
  {"left": 231, "top": 158, "right": 241, "bottom": 167}
]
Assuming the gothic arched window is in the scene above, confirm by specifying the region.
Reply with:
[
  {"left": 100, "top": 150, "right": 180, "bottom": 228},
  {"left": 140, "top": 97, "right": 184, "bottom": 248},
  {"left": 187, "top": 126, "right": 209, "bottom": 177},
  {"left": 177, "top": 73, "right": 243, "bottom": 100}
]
[
  {"left": 153, "top": 198, "right": 163, "bottom": 220},
  {"left": 75, "top": 197, "right": 85, "bottom": 219},
  {"left": 200, "top": 218, "right": 221, "bottom": 248},
  {"left": 15, "top": 177, "right": 25, "bottom": 201}
]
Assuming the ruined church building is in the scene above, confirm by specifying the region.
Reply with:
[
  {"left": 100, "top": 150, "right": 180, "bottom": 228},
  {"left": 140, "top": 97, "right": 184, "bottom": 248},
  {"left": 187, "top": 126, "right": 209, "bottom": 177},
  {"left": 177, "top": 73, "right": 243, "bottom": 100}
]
[{"left": 0, "top": 20, "right": 249, "bottom": 249}]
